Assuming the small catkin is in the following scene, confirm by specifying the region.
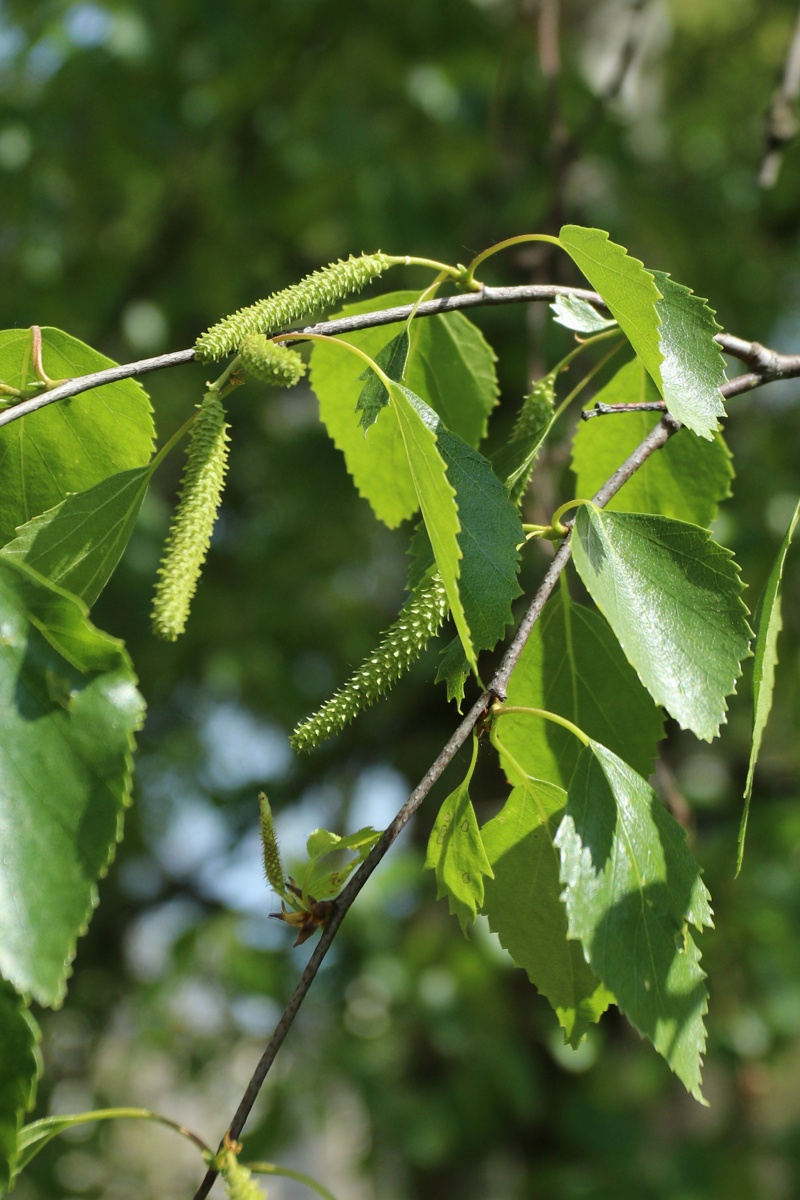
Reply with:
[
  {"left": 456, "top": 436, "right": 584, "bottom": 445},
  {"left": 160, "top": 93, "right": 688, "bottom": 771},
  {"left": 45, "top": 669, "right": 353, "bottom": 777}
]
[
  {"left": 291, "top": 573, "right": 449, "bottom": 752},
  {"left": 238, "top": 335, "right": 306, "bottom": 387},
  {"left": 151, "top": 393, "right": 231, "bottom": 641},
  {"left": 222, "top": 1153, "right": 265, "bottom": 1200},
  {"left": 195, "top": 251, "right": 392, "bottom": 362},
  {"left": 259, "top": 792, "right": 285, "bottom": 893}
]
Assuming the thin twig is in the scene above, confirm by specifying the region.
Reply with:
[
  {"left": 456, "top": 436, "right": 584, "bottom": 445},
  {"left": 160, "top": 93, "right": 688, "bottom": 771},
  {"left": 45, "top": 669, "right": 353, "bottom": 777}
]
[
  {"left": 188, "top": 409, "right": 682, "bottom": 1200},
  {"left": 1, "top": 291, "right": 799, "bottom": 430},
  {"left": 760, "top": 2, "right": 800, "bottom": 188}
]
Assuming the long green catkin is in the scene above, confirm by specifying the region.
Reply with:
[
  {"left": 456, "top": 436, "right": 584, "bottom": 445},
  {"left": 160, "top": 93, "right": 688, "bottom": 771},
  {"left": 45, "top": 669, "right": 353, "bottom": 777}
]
[
  {"left": 151, "top": 393, "right": 230, "bottom": 641},
  {"left": 195, "top": 251, "right": 392, "bottom": 362},
  {"left": 238, "top": 334, "right": 306, "bottom": 387},
  {"left": 291, "top": 573, "right": 449, "bottom": 752},
  {"left": 259, "top": 792, "right": 285, "bottom": 893}
]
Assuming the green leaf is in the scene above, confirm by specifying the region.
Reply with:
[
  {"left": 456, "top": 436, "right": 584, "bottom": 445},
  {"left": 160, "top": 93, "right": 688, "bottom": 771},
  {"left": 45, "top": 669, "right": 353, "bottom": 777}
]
[
  {"left": 500, "top": 582, "right": 664, "bottom": 789},
  {"left": 356, "top": 330, "right": 410, "bottom": 430},
  {"left": 434, "top": 635, "right": 471, "bottom": 708},
  {"left": 570, "top": 360, "right": 732, "bottom": 526},
  {"left": 425, "top": 738, "right": 493, "bottom": 933},
  {"left": 556, "top": 741, "right": 713, "bottom": 1100},
  {"left": 390, "top": 383, "right": 475, "bottom": 670},
  {"left": 491, "top": 372, "right": 556, "bottom": 506},
  {"left": 304, "top": 827, "right": 381, "bottom": 899},
  {"left": 571, "top": 506, "right": 751, "bottom": 741},
  {"left": 550, "top": 293, "right": 618, "bottom": 333},
  {"left": 558, "top": 227, "right": 664, "bottom": 389},
  {"left": 558, "top": 229, "right": 727, "bottom": 440},
  {"left": 0, "top": 982, "right": 41, "bottom": 1195},
  {"left": 739, "top": 497, "right": 800, "bottom": 872},
  {"left": 0, "top": 328, "right": 154, "bottom": 546},
  {"left": 0, "top": 558, "right": 144, "bottom": 1006},
  {"left": 0, "top": 466, "right": 153, "bottom": 607},
  {"left": 650, "top": 270, "right": 727, "bottom": 440},
  {"left": 309, "top": 291, "right": 498, "bottom": 528},
  {"left": 481, "top": 770, "right": 613, "bottom": 1047}
]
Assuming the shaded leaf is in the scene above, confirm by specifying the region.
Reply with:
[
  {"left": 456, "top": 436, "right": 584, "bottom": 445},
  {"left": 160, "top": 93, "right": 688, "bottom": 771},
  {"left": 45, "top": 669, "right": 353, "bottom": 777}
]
[
  {"left": 571, "top": 506, "right": 751, "bottom": 741},
  {"left": 356, "top": 329, "right": 410, "bottom": 430},
  {"left": 434, "top": 635, "right": 471, "bottom": 708},
  {"left": 501, "top": 582, "right": 664, "bottom": 789},
  {"left": 550, "top": 293, "right": 618, "bottom": 333},
  {"left": 571, "top": 360, "right": 732, "bottom": 526},
  {"left": 481, "top": 770, "right": 613, "bottom": 1046},
  {"left": 425, "top": 738, "right": 493, "bottom": 933},
  {"left": 0, "top": 328, "right": 154, "bottom": 545},
  {"left": 491, "top": 372, "right": 556, "bottom": 506},
  {"left": 651, "top": 270, "right": 727, "bottom": 440},
  {"left": 0, "top": 465, "right": 153, "bottom": 607},
  {"left": 556, "top": 741, "right": 713, "bottom": 1100},
  {"left": 0, "top": 982, "right": 41, "bottom": 1195},
  {"left": 739, "top": 497, "right": 800, "bottom": 872},
  {"left": 0, "top": 558, "right": 144, "bottom": 1006}
]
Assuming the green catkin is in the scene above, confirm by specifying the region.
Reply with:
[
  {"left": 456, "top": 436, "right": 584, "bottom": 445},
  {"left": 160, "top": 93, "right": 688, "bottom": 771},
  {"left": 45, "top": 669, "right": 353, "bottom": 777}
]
[
  {"left": 258, "top": 792, "right": 285, "bottom": 893},
  {"left": 291, "top": 573, "right": 449, "bottom": 752},
  {"left": 195, "top": 251, "right": 392, "bottom": 362},
  {"left": 151, "top": 392, "right": 231, "bottom": 641},
  {"left": 238, "top": 335, "right": 306, "bottom": 387},
  {"left": 222, "top": 1152, "right": 266, "bottom": 1200}
]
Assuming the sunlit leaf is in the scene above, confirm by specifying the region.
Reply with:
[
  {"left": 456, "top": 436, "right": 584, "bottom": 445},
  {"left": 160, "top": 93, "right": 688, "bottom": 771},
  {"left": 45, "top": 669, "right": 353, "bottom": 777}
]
[
  {"left": 550, "top": 293, "right": 618, "bottom": 333},
  {"left": 425, "top": 738, "right": 493, "bottom": 933}
]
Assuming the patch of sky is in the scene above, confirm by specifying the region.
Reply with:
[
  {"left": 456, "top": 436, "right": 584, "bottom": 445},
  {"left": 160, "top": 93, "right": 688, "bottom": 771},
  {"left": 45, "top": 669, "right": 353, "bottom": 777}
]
[{"left": 198, "top": 698, "right": 293, "bottom": 790}]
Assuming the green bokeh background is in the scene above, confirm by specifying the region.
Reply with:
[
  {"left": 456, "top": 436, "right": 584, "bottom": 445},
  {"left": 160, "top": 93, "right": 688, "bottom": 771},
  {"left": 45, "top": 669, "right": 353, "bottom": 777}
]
[{"left": 4, "top": 1, "right": 800, "bottom": 1197}]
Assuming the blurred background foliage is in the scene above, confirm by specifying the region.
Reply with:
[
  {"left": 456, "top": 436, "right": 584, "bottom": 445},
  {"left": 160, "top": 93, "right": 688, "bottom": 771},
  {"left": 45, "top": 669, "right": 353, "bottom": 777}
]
[{"left": 4, "top": 0, "right": 800, "bottom": 1197}]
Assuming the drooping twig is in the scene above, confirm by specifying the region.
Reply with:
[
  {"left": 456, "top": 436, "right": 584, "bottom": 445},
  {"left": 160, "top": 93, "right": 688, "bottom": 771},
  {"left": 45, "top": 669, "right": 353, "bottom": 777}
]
[
  {"left": 188, "top": 410, "right": 682, "bottom": 1200},
  {"left": 759, "top": 3, "right": 800, "bottom": 188}
]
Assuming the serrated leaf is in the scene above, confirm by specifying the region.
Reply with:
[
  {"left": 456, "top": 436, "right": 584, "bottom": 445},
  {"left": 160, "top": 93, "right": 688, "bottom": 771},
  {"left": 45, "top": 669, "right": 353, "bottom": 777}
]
[
  {"left": 0, "top": 328, "right": 154, "bottom": 546},
  {"left": 500, "top": 582, "right": 664, "bottom": 789},
  {"left": 571, "top": 506, "right": 751, "bottom": 741},
  {"left": 0, "top": 558, "right": 144, "bottom": 1006},
  {"left": 555, "top": 741, "right": 713, "bottom": 1100},
  {"left": 650, "top": 270, "right": 727, "bottom": 440},
  {"left": 558, "top": 228, "right": 727, "bottom": 440},
  {"left": 390, "top": 383, "right": 474, "bottom": 669},
  {"left": 310, "top": 291, "right": 498, "bottom": 528},
  {"left": 0, "top": 466, "right": 153, "bottom": 607},
  {"left": 481, "top": 770, "right": 613, "bottom": 1046},
  {"left": 491, "top": 372, "right": 556, "bottom": 506},
  {"left": 739, "top": 498, "right": 800, "bottom": 872},
  {"left": 434, "top": 635, "right": 471, "bottom": 708},
  {"left": 0, "top": 982, "right": 41, "bottom": 1195},
  {"left": 558, "top": 226, "right": 664, "bottom": 389},
  {"left": 571, "top": 360, "right": 732, "bottom": 526},
  {"left": 425, "top": 738, "right": 493, "bottom": 933},
  {"left": 550, "top": 293, "right": 618, "bottom": 333},
  {"left": 356, "top": 330, "right": 410, "bottom": 430}
]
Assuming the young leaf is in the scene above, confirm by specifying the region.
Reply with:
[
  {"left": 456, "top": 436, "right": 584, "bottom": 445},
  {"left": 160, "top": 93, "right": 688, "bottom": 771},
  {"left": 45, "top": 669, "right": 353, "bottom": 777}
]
[
  {"left": 425, "top": 738, "right": 493, "bottom": 933},
  {"left": 550, "top": 293, "right": 618, "bottom": 333},
  {"left": 571, "top": 506, "right": 751, "bottom": 741},
  {"left": 0, "top": 465, "right": 153, "bottom": 607},
  {"left": 0, "top": 328, "right": 154, "bottom": 546},
  {"left": 481, "top": 772, "right": 614, "bottom": 1047},
  {"left": 500, "top": 583, "right": 664, "bottom": 789},
  {"left": 0, "top": 558, "right": 144, "bottom": 1006},
  {"left": 305, "top": 826, "right": 382, "bottom": 899},
  {"left": 491, "top": 372, "right": 556, "bottom": 506},
  {"left": 0, "top": 982, "right": 41, "bottom": 1195},
  {"left": 556, "top": 741, "right": 713, "bottom": 1101},
  {"left": 309, "top": 290, "right": 498, "bottom": 528},
  {"left": 558, "top": 226, "right": 664, "bottom": 389},
  {"left": 738, "top": 497, "right": 800, "bottom": 872},
  {"left": 356, "top": 329, "right": 410, "bottom": 429},
  {"left": 650, "top": 270, "right": 727, "bottom": 440},
  {"left": 571, "top": 360, "right": 732, "bottom": 526}
]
